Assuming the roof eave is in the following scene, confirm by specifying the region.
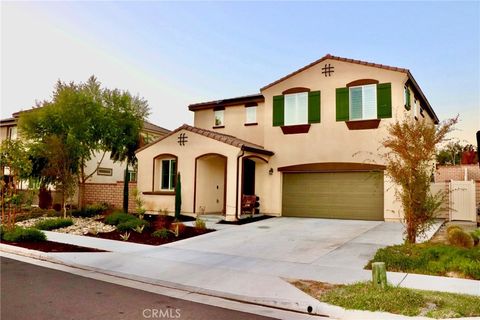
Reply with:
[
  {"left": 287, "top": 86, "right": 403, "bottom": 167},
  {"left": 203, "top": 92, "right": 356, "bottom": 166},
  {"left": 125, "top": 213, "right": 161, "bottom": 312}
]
[{"left": 406, "top": 71, "right": 439, "bottom": 124}]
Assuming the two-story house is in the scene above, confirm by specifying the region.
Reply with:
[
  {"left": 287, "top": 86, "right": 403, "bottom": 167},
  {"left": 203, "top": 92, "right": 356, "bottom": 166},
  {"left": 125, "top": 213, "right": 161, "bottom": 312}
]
[{"left": 136, "top": 54, "right": 439, "bottom": 221}]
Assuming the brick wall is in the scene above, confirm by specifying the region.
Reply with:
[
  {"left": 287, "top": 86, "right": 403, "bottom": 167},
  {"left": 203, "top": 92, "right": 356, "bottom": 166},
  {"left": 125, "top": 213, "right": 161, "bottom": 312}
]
[
  {"left": 84, "top": 181, "right": 138, "bottom": 212},
  {"left": 435, "top": 164, "right": 480, "bottom": 182}
]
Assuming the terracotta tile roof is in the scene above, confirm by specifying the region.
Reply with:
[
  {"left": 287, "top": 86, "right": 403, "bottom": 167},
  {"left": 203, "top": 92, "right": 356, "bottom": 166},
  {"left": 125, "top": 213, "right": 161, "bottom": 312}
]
[
  {"left": 188, "top": 93, "right": 264, "bottom": 111},
  {"left": 260, "top": 54, "right": 438, "bottom": 124},
  {"left": 136, "top": 124, "right": 274, "bottom": 156}
]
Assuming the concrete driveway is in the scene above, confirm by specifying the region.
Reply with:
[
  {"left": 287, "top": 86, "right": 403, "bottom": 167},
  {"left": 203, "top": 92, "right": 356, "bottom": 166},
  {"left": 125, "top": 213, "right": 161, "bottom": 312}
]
[{"left": 165, "top": 217, "right": 407, "bottom": 269}]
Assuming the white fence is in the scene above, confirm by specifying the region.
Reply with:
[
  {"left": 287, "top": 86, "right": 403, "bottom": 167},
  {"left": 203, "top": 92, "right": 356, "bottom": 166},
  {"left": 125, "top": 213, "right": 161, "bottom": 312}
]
[{"left": 431, "top": 180, "right": 477, "bottom": 222}]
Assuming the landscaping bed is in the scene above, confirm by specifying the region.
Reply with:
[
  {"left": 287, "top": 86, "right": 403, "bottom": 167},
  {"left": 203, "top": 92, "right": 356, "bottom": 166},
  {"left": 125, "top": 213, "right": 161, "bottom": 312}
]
[
  {"left": 292, "top": 280, "right": 480, "bottom": 318},
  {"left": 85, "top": 226, "right": 212, "bottom": 245},
  {"left": 1, "top": 240, "right": 106, "bottom": 253},
  {"left": 367, "top": 223, "right": 480, "bottom": 280}
]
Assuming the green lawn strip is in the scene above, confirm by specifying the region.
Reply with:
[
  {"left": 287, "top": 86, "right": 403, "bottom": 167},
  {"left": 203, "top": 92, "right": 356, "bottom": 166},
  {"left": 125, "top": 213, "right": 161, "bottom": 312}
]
[
  {"left": 292, "top": 280, "right": 480, "bottom": 318},
  {"left": 366, "top": 243, "right": 480, "bottom": 280}
]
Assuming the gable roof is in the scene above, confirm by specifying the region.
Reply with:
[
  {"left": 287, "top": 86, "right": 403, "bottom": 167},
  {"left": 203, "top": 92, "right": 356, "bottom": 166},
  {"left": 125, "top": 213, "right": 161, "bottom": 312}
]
[
  {"left": 188, "top": 93, "right": 264, "bottom": 111},
  {"left": 136, "top": 124, "right": 274, "bottom": 156},
  {"left": 142, "top": 120, "right": 170, "bottom": 134},
  {"left": 260, "top": 54, "right": 439, "bottom": 123}
]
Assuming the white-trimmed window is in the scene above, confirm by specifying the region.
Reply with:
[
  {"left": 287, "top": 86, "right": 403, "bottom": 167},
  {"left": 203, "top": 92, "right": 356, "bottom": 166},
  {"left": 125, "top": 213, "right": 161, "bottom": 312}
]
[
  {"left": 349, "top": 84, "right": 377, "bottom": 120},
  {"left": 7, "top": 126, "right": 17, "bottom": 140},
  {"left": 245, "top": 106, "right": 257, "bottom": 124},
  {"left": 214, "top": 110, "right": 224, "bottom": 126},
  {"left": 413, "top": 98, "right": 418, "bottom": 117},
  {"left": 159, "top": 158, "right": 176, "bottom": 190},
  {"left": 284, "top": 92, "right": 308, "bottom": 125},
  {"left": 97, "top": 167, "right": 113, "bottom": 176}
]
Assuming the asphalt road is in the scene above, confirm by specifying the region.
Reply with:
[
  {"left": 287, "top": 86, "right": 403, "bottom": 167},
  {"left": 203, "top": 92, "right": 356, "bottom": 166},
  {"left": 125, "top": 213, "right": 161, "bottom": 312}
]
[{"left": 1, "top": 257, "right": 277, "bottom": 320}]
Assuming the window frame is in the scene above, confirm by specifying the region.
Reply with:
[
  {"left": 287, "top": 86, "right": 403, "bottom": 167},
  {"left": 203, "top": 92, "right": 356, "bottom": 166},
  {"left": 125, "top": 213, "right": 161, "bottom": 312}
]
[
  {"left": 245, "top": 105, "right": 257, "bottom": 124},
  {"left": 348, "top": 84, "right": 377, "bottom": 121},
  {"left": 284, "top": 92, "right": 308, "bottom": 126},
  {"left": 214, "top": 109, "right": 224, "bottom": 127},
  {"left": 153, "top": 154, "right": 178, "bottom": 193}
]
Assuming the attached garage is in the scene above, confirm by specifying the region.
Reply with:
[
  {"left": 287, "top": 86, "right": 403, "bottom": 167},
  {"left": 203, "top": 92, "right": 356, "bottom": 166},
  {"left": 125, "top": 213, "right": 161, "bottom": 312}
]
[{"left": 280, "top": 163, "right": 385, "bottom": 221}]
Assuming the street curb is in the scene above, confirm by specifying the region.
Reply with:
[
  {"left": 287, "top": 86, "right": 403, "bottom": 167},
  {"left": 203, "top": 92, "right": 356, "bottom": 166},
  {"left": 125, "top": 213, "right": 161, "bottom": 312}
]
[{"left": 0, "top": 244, "right": 476, "bottom": 320}]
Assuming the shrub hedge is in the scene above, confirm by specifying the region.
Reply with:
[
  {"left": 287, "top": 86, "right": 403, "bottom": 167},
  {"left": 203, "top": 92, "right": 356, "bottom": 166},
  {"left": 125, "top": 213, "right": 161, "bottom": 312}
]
[
  {"left": 2, "top": 227, "right": 47, "bottom": 242},
  {"left": 33, "top": 218, "right": 74, "bottom": 231}
]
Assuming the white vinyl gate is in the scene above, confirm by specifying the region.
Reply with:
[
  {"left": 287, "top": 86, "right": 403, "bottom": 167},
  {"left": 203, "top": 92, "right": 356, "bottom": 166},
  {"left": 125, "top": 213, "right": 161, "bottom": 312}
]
[{"left": 431, "top": 180, "right": 477, "bottom": 222}]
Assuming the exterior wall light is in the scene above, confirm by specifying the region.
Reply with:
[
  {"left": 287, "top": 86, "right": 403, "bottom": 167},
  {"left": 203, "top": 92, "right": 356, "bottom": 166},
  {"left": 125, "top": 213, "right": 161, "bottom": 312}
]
[{"left": 269, "top": 168, "right": 274, "bottom": 175}]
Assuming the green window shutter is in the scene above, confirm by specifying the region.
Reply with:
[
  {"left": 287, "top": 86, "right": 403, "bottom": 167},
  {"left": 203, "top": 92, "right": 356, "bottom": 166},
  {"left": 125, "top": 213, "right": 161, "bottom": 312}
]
[
  {"left": 405, "top": 86, "right": 411, "bottom": 110},
  {"left": 272, "top": 95, "right": 284, "bottom": 126},
  {"left": 335, "top": 87, "right": 349, "bottom": 121},
  {"left": 308, "top": 91, "right": 321, "bottom": 123},
  {"left": 377, "top": 83, "right": 392, "bottom": 118}
]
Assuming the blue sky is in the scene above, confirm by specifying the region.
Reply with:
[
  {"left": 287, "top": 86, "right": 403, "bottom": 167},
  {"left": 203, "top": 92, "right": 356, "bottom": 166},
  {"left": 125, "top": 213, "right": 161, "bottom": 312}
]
[{"left": 2, "top": 1, "right": 479, "bottom": 143}]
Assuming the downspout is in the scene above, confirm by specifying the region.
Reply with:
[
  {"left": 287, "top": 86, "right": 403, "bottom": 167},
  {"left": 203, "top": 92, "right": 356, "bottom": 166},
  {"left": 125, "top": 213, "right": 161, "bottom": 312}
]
[{"left": 235, "top": 149, "right": 245, "bottom": 221}]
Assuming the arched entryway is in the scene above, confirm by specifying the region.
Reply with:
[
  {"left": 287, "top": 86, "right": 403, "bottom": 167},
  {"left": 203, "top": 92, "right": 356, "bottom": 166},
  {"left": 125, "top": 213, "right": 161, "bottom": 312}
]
[{"left": 194, "top": 153, "right": 227, "bottom": 214}]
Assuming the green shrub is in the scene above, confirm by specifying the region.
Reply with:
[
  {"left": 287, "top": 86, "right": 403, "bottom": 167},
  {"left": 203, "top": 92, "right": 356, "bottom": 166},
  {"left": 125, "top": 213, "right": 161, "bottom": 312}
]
[
  {"left": 152, "top": 228, "right": 170, "bottom": 239},
  {"left": 2, "top": 227, "right": 46, "bottom": 242},
  {"left": 33, "top": 218, "right": 74, "bottom": 231},
  {"left": 470, "top": 231, "right": 479, "bottom": 246},
  {"left": 45, "top": 209, "right": 61, "bottom": 217},
  {"left": 104, "top": 211, "right": 136, "bottom": 225},
  {"left": 72, "top": 203, "right": 108, "bottom": 218},
  {"left": 446, "top": 225, "right": 462, "bottom": 234},
  {"left": 116, "top": 218, "right": 149, "bottom": 232},
  {"left": 448, "top": 229, "right": 474, "bottom": 248}
]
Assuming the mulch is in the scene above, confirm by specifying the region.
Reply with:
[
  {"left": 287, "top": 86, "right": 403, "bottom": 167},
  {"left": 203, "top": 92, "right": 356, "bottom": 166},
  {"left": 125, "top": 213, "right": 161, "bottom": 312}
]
[
  {"left": 85, "top": 226, "right": 213, "bottom": 245},
  {"left": 1, "top": 240, "right": 107, "bottom": 253}
]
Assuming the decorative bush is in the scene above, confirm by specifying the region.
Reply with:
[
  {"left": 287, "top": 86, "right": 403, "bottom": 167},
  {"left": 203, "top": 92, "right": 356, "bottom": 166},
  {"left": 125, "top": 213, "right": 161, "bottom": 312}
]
[
  {"left": 446, "top": 225, "right": 462, "bottom": 234},
  {"left": 152, "top": 229, "right": 170, "bottom": 239},
  {"left": 448, "top": 229, "right": 474, "bottom": 248},
  {"left": 34, "top": 218, "right": 74, "bottom": 231},
  {"left": 72, "top": 203, "right": 109, "bottom": 218},
  {"left": 104, "top": 211, "right": 136, "bottom": 225},
  {"left": 116, "top": 219, "right": 149, "bottom": 232},
  {"left": 2, "top": 227, "right": 47, "bottom": 242}
]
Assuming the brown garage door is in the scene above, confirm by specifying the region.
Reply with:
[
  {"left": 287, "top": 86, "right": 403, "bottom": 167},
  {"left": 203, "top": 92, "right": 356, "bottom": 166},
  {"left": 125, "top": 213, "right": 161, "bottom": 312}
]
[{"left": 282, "top": 172, "right": 384, "bottom": 220}]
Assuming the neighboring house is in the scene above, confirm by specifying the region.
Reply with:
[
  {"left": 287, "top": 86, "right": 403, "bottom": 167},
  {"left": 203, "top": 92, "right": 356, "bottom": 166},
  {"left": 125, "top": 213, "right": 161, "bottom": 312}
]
[
  {"left": 0, "top": 111, "right": 170, "bottom": 209},
  {"left": 136, "top": 54, "right": 439, "bottom": 222}
]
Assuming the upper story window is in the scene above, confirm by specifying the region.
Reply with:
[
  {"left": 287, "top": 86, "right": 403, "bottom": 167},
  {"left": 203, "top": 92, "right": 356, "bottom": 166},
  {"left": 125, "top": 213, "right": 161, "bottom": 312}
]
[
  {"left": 7, "top": 126, "right": 17, "bottom": 140},
  {"left": 404, "top": 86, "right": 411, "bottom": 110},
  {"left": 349, "top": 84, "right": 377, "bottom": 120},
  {"left": 214, "top": 110, "right": 224, "bottom": 127},
  {"left": 284, "top": 92, "right": 308, "bottom": 125},
  {"left": 245, "top": 106, "right": 257, "bottom": 124},
  {"left": 154, "top": 155, "right": 177, "bottom": 192}
]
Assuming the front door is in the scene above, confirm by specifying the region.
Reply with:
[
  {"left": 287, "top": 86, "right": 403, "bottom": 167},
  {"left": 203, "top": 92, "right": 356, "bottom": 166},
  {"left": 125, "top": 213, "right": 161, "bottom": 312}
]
[{"left": 242, "top": 158, "right": 256, "bottom": 195}]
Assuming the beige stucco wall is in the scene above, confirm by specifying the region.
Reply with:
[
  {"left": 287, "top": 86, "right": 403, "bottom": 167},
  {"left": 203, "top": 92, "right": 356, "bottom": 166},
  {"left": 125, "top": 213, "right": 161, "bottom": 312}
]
[
  {"left": 260, "top": 59, "right": 419, "bottom": 219},
  {"left": 0, "top": 126, "right": 8, "bottom": 142},
  {"left": 136, "top": 129, "right": 241, "bottom": 219},
  {"left": 193, "top": 104, "right": 265, "bottom": 146}
]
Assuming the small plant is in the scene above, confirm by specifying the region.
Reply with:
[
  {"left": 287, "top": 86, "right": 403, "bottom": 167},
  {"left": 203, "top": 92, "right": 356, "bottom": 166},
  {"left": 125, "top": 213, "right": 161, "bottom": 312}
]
[
  {"left": 116, "top": 218, "right": 149, "bottom": 232},
  {"left": 104, "top": 211, "right": 136, "bottom": 225},
  {"left": 448, "top": 229, "right": 474, "bottom": 248},
  {"left": 169, "top": 222, "right": 186, "bottom": 237},
  {"left": 132, "top": 225, "right": 145, "bottom": 234},
  {"left": 195, "top": 218, "right": 206, "bottom": 231},
  {"left": 72, "top": 203, "right": 108, "bottom": 218},
  {"left": 470, "top": 232, "right": 479, "bottom": 246},
  {"left": 34, "top": 218, "right": 74, "bottom": 231},
  {"left": 152, "top": 228, "right": 170, "bottom": 239},
  {"left": 2, "top": 227, "right": 47, "bottom": 242},
  {"left": 86, "top": 227, "right": 99, "bottom": 236},
  {"left": 120, "top": 231, "right": 131, "bottom": 241},
  {"left": 158, "top": 207, "right": 169, "bottom": 216}
]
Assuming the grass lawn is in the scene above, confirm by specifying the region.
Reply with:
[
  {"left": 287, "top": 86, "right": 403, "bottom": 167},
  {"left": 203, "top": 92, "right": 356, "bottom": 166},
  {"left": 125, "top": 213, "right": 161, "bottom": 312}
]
[
  {"left": 292, "top": 280, "right": 480, "bottom": 318},
  {"left": 366, "top": 243, "right": 480, "bottom": 279}
]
